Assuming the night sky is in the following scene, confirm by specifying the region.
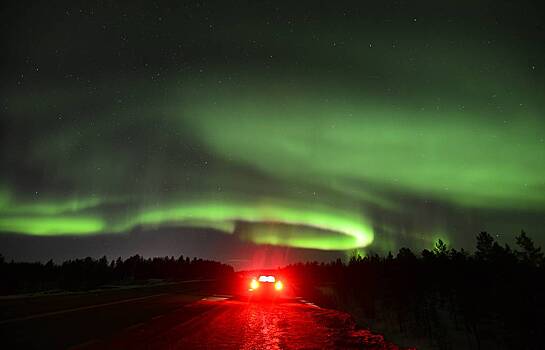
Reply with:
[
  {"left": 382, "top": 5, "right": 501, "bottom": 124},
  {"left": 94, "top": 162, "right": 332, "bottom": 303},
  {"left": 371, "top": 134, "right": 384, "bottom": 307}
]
[{"left": 1, "top": 1, "right": 544, "bottom": 268}]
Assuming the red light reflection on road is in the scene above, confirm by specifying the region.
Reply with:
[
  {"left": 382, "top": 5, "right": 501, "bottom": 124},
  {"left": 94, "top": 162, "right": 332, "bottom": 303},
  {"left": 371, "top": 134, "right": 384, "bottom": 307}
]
[
  {"left": 91, "top": 298, "right": 413, "bottom": 349},
  {"left": 162, "top": 299, "right": 411, "bottom": 349}
]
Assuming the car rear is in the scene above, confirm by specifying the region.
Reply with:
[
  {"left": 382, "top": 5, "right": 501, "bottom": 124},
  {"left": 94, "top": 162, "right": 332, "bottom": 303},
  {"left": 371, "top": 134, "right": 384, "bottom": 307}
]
[{"left": 246, "top": 273, "right": 288, "bottom": 300}]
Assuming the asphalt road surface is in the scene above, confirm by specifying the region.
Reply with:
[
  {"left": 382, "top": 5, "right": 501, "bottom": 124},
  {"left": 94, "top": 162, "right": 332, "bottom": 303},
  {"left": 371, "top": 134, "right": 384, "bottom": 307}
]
[{"left": 1, "top": 282, "right": 408, "bottom": 349}]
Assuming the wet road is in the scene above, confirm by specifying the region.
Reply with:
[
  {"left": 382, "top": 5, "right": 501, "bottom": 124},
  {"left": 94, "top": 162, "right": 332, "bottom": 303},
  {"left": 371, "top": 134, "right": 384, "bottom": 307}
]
[
  {"left": 1, "top": 282, "right": 410, "bottom": 349},
  {"left": 87, "top": 296, "right": 406, "bottom": 350}
]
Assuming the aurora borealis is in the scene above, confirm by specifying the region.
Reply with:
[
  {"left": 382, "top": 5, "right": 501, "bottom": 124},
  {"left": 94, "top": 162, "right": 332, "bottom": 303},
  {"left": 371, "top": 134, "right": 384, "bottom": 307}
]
[{"left": 1, "top": 1, "right": 544, "bottom": 264}]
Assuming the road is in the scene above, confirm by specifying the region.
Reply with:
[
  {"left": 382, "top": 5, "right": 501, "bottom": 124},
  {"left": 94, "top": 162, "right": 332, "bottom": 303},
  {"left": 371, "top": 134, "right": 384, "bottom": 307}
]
[{"left": 1, "top": 282, "right": 408, "bottom": 349}]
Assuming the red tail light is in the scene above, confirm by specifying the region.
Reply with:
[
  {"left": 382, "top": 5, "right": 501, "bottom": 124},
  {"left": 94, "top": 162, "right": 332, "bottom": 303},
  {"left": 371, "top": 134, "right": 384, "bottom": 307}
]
[
  {"left": 274, "top": 280, "right": 283, "bottom": 291},
  {"left": 250, "top": 279, "right": 259, "bottom": 290}
]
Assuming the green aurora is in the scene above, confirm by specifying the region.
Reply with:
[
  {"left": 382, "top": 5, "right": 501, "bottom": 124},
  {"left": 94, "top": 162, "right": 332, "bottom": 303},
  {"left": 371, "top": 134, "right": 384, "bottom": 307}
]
[{"left": 1, "top": 1, "right": 544, "bottom": 255}]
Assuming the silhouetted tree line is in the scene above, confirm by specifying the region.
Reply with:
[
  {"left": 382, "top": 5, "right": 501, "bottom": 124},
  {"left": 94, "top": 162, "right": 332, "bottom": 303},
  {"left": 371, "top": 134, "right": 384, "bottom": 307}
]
[
  {"left": 282, "top": 231, "right": 544, "bottom": 350},
  {"left": 0, "top": 254, "right": 233, "bottom": 295}
]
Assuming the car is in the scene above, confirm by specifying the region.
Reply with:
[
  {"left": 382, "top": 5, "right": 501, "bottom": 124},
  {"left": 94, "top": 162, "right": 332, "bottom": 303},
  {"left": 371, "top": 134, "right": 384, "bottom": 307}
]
[{"left": 237, "top": 270, "right": 291, "bottom": 300}]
